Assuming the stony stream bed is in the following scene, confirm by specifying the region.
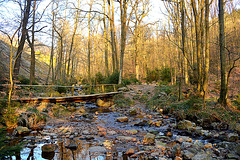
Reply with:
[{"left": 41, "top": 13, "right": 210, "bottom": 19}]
[{"left": 9, "top": 101, "right": 240, "bottom": 160}]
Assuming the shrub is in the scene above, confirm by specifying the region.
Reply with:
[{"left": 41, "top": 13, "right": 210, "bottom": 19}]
[
  {"left": 1, "top": 102, "right": 21, "bottom": 129},
  {"left": 81, "top": 78, "right": 88, "bottom": 84},
  {"left": 32, "top": 82, "right": 38, "bottom": 85},
  {"left": 57, "top": 86, "right": 67, "bottom": 94},
  {"left": 122, "top": 79, "right": 131, "bottom": 85},
  {"left": 160, "top": 67, "right": 172, "bottom": 82},
  {"left": 146, "top": 69, "right": 160, "bottom": 83},
  {"left": 95, "top": 72, "right": 105, "bottom": 84},
  {"left": 122, "top": 78, "right": 141, "bottom": 85},
  {"left": 160, "top": 85, "right": 173, "bottom": 95},
  {"left": 18, "top": 75, "right": 30, "bottom": 84},
  {"left": 130, "top": 78, "right": 142, "bottom": 84},
  {"left": 104, "top": 71, "right": 119, "bottom": 84}
]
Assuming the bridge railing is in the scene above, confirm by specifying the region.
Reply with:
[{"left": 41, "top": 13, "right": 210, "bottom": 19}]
[{"left": 0, "top": 84, "right": 117, "bottom": 99}]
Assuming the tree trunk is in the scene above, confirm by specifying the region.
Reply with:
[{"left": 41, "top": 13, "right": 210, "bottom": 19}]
[
  {"left": 67, "top": 0, "right": 80, "bottom": 82},
  {"left": 191, "top": 0, "right": 202, "bottom": 92},
  {"left": 218, "top": 0, "right": 227, "bottom": 105},
  {"left": 203, "top": 0, "right": 210, "bottom": 104},
  {"left": 108, "top": 0, "right": 118, "bottom": 72},
  {"left": 46, "top": 2, "right": 55, "bottom": 84},
  {"left": 181, "top": 0, "right": 188, "bottom": 85},
  {"left": 30, "top": 0, "right": 36, "bottom": 85},
  {"left": 112, "top": 0, "right": 119, "bottom": 71},
  {"left": 88, "top": 3, "right": 92, "bottom": 84},
  {"left": 119, "top": 0, "right": 128, "bottom": 84},
  {"left": 14, "top": 0, "right": 31, "bottom": 79},
  {"left": 103, "top": 0, "right": 109, "bottom": 76}
]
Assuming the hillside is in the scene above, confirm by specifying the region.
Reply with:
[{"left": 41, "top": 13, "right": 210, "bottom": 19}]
[{"left": 0, "top": 39, "right": 51, "bottom": 84}]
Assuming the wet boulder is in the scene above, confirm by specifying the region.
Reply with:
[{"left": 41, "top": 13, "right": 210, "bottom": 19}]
[
  {"left": 67, "top": 106, "right": 76, "bottom": 112},
  {"left": 235, "top": 123, "right": 240, "bottom": 132},
  {"left": 226, "top": 153, "right": 240, "bottom": 159},
  {"left": 181, "top": 142, "right": 192, "bottom": 149},
  {"left": 192, "top": 153, "right": 210, "bottom": 160},
  {"left": 235, "top": 144, "right": 240, "bottom": 155},
  {"left": 126, "top": 129, "right": 138, "bottom": 135},
  {"left": 177, "top": 120, "right": 194, "bottom": 130},
  {"left": 217, "top": 141, "right": 235, "bottom": 151},
  {"left": 107, "top": 130, "right": 117, "bottom": 135},
  {"left": 134, "top": 119, "right": 148, "bottom": 126},
  {"left": 193, "top": 141, "right": 204, "bottom": 149},
  {"left": 65, "top": 143, "right": 78, "bottom": 150},
  {"left": 172, "top": 143, "right": 181, "bottom": 157},
  {"left": 155, "top": 141, "right": 167, "bottom": 150},
  {"left": 227, "top": 133, "right": 239, "bottom": 142},
  {"left": 103, "top": 140, "right": 112, "bottom": 149},
  {"left": 41, "top": 144, "right": 57, "bottom": 153},
  {"left": 117, "top": 116, "right": 128, "bottom": 122},
  {"left": 117, "top": 136, "right": 137, "bottom": 142},
  {"left": 77, "top": 107, "right": 86, "bottom": 113},
  {"left": 126, "top": 148, "right": 135, "bottom": 155},
  {"left": 128, "top": 108, "right": 137, "bottom": 115},
  {"left": 150, "top": 120, "right": 162, "bottom": 127},
  {"left": 89, "top": 146, "right": 106, "bottom": 153},
  {"left": 204, "top": 143, "right": 212, "bottom": 148},
  {"left": 14, "top": 126, "right": 30, "bottom": 135},
  {"left": 117, "top": 87, "right": 129, "bottom": 92},
  {"left": 82, "top": 130, "right": 90, "bottom": 135},
  {"left": 143, "top": 133, "right": 155, "bottom": 144},
  {"left": 183, "top": 150, "right": 195, "bottom": 159},
  {"left": 176, "top": 136, "right": 192, "bottom": 143},
  {"left": 96, "top": 99, "right": 111, "bottom": 107}
]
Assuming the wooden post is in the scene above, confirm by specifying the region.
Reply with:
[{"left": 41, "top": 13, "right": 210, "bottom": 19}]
[
  {"left": 71, "top": 87, "right": 74, "bottom": 96},
  {"left": 102, "top": 85, "right": 105, "bottom": 93},
  {"left": 113, "top": 85, "right": 116, "bottom": 92},
  {"left": 50, "top": 86, "right": 53, "bottom": 97},
  {"left": 96, "top": 85, "right": 99, "bottom": 93},
  {"left": 89, "top": 86, "right": 91, "bottom": 94}
]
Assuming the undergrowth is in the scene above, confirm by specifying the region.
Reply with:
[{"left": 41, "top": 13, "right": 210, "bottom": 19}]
[
  {"left": 0, "top": 127, "right": 24, "bottom": 159},
  {"left": 113, "top": 94, "right": 135, "bottom": 107},
  {"left": 145, "top": 85, "right": 240, "bottom": 125}
]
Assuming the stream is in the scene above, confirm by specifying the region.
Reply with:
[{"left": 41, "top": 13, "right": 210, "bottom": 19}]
[{"left": 9, "top": 101, "right": 240, "bottom": 160}]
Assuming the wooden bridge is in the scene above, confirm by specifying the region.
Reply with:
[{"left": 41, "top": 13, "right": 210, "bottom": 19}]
[
  {"left": 13, "top": 92, "right": 119, "bottom": 103},
  {"left": 0, "top": 84, "right": 119, "bottom": 103}
]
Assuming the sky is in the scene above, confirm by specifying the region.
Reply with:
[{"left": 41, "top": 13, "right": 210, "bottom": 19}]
[{"left": 0, "top": 0, "right": 167, "bottom": 45}]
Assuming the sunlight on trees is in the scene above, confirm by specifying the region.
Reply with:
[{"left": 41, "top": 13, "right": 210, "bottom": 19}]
[{"left": 0, "top": 0, "right": 239, "bottom": 105}]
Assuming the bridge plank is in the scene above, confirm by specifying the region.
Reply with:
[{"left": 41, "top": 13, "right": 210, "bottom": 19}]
[{"left": 13, "top": 92, "right": 119, "bottom": 103}]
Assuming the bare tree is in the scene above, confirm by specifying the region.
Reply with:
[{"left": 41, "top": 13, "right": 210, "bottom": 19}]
[
  {"left": 103, "top": 0, "right": 109, "bottom": 76},
  {"left": 14, "top": 0, "right": 32, "bottom": 79},
  {"left": 118, "top": 0, "right": 129, "bottom": 84}
]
